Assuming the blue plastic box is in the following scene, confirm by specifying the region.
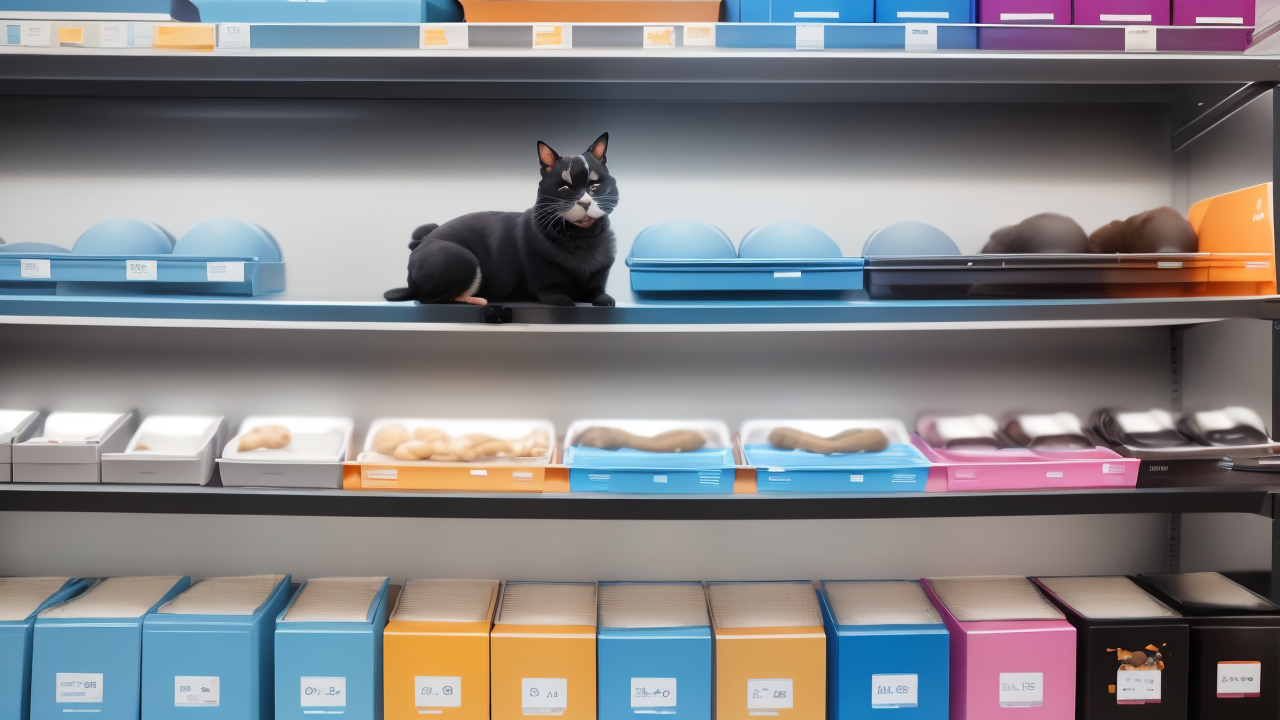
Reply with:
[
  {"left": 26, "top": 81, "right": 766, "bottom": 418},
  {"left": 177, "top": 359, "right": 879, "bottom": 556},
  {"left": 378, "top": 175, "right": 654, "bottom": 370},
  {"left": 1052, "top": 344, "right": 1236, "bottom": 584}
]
[
  {"left": 0, "top": 578, "right": 93, "bottom": 720},
  {"left": 0, "top": 0, "right": 198, "bottom": 20},
  {"left": 875, "top": 0, "right": 974, "bottom": 23},
  {"left": 819, "top": 581, "right": 949, "bottom": 720},
  {"left": 30, "top": 576, "right": 192, "bottom": 720},
  {"left": 275, "top": 577, "right": 390, "bottom": 720},
  {"left": 141, "top": 575, "right": 293, "bottom": 720},
  {"left": 564, "top": 421, "right": 736, "bottom": 494},
  {"left": 733, "top": 0, "right": 872, "bottom": 22},
  {"left": 742, "top": 420, "right": 930, "bottom": 494},
  {"left": 190, "top": 0, "right": 462, "bottom": 23},
  {"left": 598, "top": 582, "right": 713, "bottom": 720}
]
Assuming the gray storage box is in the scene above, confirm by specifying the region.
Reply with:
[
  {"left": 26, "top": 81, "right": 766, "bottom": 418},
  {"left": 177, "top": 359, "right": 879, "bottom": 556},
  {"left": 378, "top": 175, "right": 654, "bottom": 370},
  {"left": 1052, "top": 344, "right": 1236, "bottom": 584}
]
[
  {"left": 101, "top": 415, "right": 228, "bottom": 485},
  {"left": 13, "top": 411, "right": 138, "bottom": 483},
  {"left": 0, "top": 410, "right": 43, "bottom": 483}
]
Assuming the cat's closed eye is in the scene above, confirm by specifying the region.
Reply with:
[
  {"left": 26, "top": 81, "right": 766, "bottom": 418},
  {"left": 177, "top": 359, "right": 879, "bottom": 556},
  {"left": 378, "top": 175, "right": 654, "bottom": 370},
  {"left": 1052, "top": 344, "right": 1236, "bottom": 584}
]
[
  {"left": 558, "top": 185, "right": 571, "bottom": 192},
  {"left": 590, "top": 183, "right": 600, "bottom": 191}
]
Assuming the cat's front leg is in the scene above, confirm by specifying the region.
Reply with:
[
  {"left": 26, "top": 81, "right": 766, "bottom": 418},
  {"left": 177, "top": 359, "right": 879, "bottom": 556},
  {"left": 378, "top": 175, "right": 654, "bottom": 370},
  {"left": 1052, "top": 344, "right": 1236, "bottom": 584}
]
[
  {"left": 591, "top": 293, "right": 615, "bottom": 307},
  {"left": 534, "top": 289, "right": 577, "bottom": 307}
]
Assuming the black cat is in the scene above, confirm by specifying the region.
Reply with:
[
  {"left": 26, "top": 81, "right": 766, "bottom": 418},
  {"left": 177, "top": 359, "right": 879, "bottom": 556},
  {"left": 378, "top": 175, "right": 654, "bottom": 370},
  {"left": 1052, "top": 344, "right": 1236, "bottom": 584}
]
[{"left": 385, "top": 133, "right": 618, "bottom": 307}]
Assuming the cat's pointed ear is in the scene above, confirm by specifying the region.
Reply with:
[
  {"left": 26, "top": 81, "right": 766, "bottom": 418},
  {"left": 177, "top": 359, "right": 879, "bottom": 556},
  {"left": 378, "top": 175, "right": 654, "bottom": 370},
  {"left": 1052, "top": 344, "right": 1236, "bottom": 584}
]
[
  {"left": 537, "top": 141, "right": 560, "bottom": 173},
  {"left": 586, "top": 133, "right": 609, "bottom": 164}
]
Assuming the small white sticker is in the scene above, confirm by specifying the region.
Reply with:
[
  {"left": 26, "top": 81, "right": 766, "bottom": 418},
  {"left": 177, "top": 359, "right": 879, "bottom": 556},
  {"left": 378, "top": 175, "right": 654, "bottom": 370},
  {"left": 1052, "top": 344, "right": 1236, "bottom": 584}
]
[
  {"left": 850, "top": 474, "right": 864, "bottom": 482},
  {"left": 514, "top": 471, "right": 534, "bottom": 480},
  {"left": 216, "top": 23, "right": 250, "bottom": 51},
  {"left": 416, "top": 676, "right": 462, "bottom": 708},
  {"left": 206, "top": 261, "right": 245, "bottom": 283},
  {"left": 999, "top": 673, "right": 1043, "bottom": 708},
  {"left": 125, "top": 259, "right": 157, "bottom": 281},
  {"left": 644, "top": 26, "right": 675, "bottom": 48},
  {"left": 1101, "top": 13, "right": 1151, "bottom": 20},
  {"left": 1046, "top": 471, "right": 1064, "bottom": 478},
  {"left": 132, "top": 22, "right": 155, "bottom": 47},
  {"left": 1103, "top": 463, "right": 1127, "bottom": 474},
  {"left": 175, "top": 676, "right": 220, "bottom": 707},
  {"left": 905, "top": 24, "right": 939, "bottom": 51},
  {"left": 871, "top": 674, "right": 918, "bottom": 709},
  {"left": 1116, "top": 669, "right": 1160, "bottom": 704},
  {"left": 795, "top": 24, "right": 824, "bottom": 50},
  {"left": 20, "top": 259, "right": 50, "bottom": 279},
  {"left": 1157, "top": 261, "right": 1183, "bottom": 268},
  {"left": 532, "top": 25, "right": 571, "bottom": 49},
  {"left": 470, "top": 469, "right": 488, "bottom": 476},
  {"left": 56, "top": 673, "right": 103, "bottom": 704},
  {"left": 420, "top": 24, "right": 469, "bottom": 49},
  {"left": 99, "top": 23, "right": 128, "bottom": 47},
  {"left": 1124, "top": 26, "right": 1157, "bottom": 52},
  {"left": 1217, "top": 661, "right": 1261, "bottom": 698},
  {"left": 631, "top": 678, "right": 677, "bottom": 708},
  {"left": 1196, "top": 16, "right": 1244, "bottom": 23},
  {"left": 654, "top": 474, "right": 668, "bottom": 483},
  {"left": 301, "top": 677, "right": 347, "bottom": 707},
  {"left": 1247, "top": 261, "right": 1270, "bottom": 268},
  {"left": 522, "top": 678, "right": 567, "bottom": 715},
  {"left": 773, "top": 271, "right": 802, "bottom": 278},
  {"left": 22, "top": 22, "right": 51, "bottom": 46},
  {"left": 365, "top": 468, "right": 397, "bottom": 480},
  {"left": 683, "top": 24, "right": 716, "bottom": 46},
  {"left": 747, "top": 678, "right": 793, "bottom": 712}
]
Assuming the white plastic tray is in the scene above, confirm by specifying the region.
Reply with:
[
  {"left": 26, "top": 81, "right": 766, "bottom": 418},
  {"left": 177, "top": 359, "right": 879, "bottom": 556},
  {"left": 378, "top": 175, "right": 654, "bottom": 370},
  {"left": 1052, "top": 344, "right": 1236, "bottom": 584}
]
[
  {"left": 13, "top": 411, "right": 137, "bottom": 483},
  {"left": 218, "top": 416, "right": 353, "bottom": 488},
  {"left": 102, "top": 415, "right": 227, "bottom": 485}
]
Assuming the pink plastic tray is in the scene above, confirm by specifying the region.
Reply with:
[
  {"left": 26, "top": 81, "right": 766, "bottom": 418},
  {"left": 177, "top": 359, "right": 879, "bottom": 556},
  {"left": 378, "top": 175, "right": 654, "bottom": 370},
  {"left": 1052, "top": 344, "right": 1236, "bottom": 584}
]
[
  {"left": 911, "top": 434, "right": 1139, "bottom": 492},
  {"left": 979, "top": 0, "right": 1071, "bottom": 23},
  {"left": 1172, "top": 0, "right": 1253, "bottom": 25}
]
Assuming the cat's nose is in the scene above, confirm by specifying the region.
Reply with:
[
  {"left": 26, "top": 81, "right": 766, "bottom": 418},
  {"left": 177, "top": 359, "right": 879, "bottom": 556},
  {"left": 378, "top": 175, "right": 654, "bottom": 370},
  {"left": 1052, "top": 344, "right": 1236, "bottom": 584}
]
[{"left": 576, "top": 197, "right": 592, "bottom": 208}]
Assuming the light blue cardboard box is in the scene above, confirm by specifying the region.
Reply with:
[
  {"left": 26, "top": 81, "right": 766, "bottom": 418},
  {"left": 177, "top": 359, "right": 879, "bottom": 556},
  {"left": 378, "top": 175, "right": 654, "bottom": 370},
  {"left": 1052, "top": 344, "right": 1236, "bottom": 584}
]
[{"left": 0, "top": 579, "right": 94, "bottom": 720}]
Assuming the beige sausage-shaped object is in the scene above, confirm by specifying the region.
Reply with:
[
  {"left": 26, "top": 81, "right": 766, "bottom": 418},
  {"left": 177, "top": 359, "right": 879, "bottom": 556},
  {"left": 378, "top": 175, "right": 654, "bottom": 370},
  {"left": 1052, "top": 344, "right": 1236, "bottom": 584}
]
[
  {"left": 373, "top": 424, "right": 409, "bottom": 456},
  {"left": 238, "top": 424, "right": 292, "bottom": 451},
  {"left": 393, "top": 440, "right": 436, "bottom": 461},
  {"left": 767, "top": 427, "right": 890, "bottom": 455},
  {"left": 577, "top": 426, "right": 708, "bottom": 453}
]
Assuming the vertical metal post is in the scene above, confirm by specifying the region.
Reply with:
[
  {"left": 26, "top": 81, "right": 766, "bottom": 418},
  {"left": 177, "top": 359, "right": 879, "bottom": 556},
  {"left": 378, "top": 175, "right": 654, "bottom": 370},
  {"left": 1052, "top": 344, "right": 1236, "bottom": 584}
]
[
  {"left": 1168, "top": 512, "right": 1182, "bottom": 573},
  {"left": 1171, "top": 325, "right": 1184, "bottom": 412}
]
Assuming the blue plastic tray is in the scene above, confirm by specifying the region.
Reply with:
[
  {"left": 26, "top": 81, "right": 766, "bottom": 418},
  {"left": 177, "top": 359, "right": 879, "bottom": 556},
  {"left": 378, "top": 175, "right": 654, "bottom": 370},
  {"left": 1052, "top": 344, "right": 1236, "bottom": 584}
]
[
  {"left": 0, "top": 255, "right": 284, "bottom": 296},
  {"left": 627, "top": 257, "right": 864, "bottom": 295},
  {"left": 565, "top": 446, "right": 736, "bottom": 494},
  {"left": 745, "top": 443, "right": 929, "bottom": 493}
]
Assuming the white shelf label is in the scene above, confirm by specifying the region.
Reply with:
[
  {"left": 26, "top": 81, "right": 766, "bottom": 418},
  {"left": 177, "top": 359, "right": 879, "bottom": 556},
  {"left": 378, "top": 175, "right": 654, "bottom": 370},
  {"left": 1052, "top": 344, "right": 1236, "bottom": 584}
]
[
  {"left": 416, "top": 676, "right": 462, "bottom": 708},
  {"left": 421, "top": 24, "right": 469, "bottom": 49},
  {"left": 99, "top": 23, "right": 128, "bottom": 48},
  {"left": 22, "top": 22, "right": 51, "bottom": 46},
  {"left": 56, "top": 673, "right": 103, "bottom": 703},
  {"left": 1116, "top": 669, "right": 1159, "bottom": 704},
  {"left": 523, "top": 677, "right": 567, "bottom": 715},
  {"left": 1103, "top": 463, "right": 1127, "bottom": 474},
  {"left": 126, "top": 259, "right": 157, "bottom": 281},
  {"left": 533, "top": 25, "right": 571, "bottom": 49},
  {"left": 999, "top": 672, "right": 1043, "bottom": 708},
  {"left": 301, "top": 677, "right": 347, "bottom": 707},
  {"left": 644, "top": 26, "right": 675, "bottom": 48},
  {"left": 905, "top": 24, "right": 938, "bottom": 51},
  {"left": 1217, "top": 661, "right": 1261, "bottom": 698},
  {"left": 631, "top": 678, "right": 677, "bottom": 708},
  {"left": 216, "top": 23, "right": 250, "bottom": 51},
  {"left": 1124, "top": 26, "right": 1156, "bottom": 52},
  {"left": 747, "top": 678, "right": 793, "bottom": 712},
  {"left": 176, "top": 676, "right": 220, "bottom": 707},
  {"left": 20, "top": 258, "right": 50, "bottom": 279},
  {"left": 684, "top": 24, "right": 716, "bottom": 46},
  {"left": 871, "top": 673, "right": 918, "bottom": 709},
  {"left": 773, "top": 271, "right": 802, "bottom": 278},
  {"left": 207, "top": 261, "right": 245, "bottom": 283},
  {"left": 132, "top": 22, "right": 155, "bottom": 48},
  {"left": 795, "top": 24, "right": 824, "bottom": 50}
]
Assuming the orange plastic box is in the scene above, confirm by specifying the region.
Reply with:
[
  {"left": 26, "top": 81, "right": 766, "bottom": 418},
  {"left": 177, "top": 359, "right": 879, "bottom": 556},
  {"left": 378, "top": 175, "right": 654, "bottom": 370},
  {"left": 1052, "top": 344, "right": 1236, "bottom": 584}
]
[
  {"left": 490, "top": 582, "right": 597, "bottom": 720},
  {"left": 459, "top": 0, "right": 719, "bottom": 22},
  {"left": 1189, "top": 182, "right": 1277, "bottom": 297},
  {"left": 153, "top": 24, "right": 215, "bottom": 50},
  {"left": 384, "top": 579, "right": 500, "bottom": 720},
  {"left": 707, "top": 581, "right": 827, "bottom": 720}
]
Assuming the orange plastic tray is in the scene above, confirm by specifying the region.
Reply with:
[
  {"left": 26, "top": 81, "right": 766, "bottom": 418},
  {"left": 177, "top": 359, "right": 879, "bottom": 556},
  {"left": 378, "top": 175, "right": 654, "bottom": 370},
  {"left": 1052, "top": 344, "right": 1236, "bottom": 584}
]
[{"left": 459, "top": 0, "right": 720, "bottom": 23}]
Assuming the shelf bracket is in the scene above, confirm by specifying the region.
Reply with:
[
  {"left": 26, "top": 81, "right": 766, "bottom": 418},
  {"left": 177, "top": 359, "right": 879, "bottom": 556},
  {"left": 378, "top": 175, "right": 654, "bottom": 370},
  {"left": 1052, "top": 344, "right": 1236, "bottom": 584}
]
[
  {"left": 1167, "top": 512, "right": 1182, "bottom": 573},
  {"left": 1172, "top": 81, "right": 1280, "bottom": 154}
]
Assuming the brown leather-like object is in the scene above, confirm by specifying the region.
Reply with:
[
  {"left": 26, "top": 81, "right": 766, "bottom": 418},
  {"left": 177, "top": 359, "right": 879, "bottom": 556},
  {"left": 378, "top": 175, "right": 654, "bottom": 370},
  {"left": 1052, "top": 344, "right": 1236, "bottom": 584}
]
[
  {"left": 1089, "top": 206, "right": 1197, "bottom": 254},
  {"left": 982, "top": 213, "right": 1090, "bottom": 254},
  {"left": 768, "top": 427, "right": 890, "bottom": 455},
  {"left": 577, "top": 427, "right": 707, "bottom": 453}
]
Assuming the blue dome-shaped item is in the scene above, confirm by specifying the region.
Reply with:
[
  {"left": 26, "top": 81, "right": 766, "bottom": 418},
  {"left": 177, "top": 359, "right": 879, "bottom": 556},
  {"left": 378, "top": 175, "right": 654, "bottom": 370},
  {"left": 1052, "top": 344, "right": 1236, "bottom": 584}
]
[
  {"left": 173, "top": 218, "right": 282, "bottom": 262},
  {"left": 862, "top": 222, "right": 961, "bottom": 257},
  {"left": 631, "top": 220, "right": 736, "bottom": 260},
  {"left": 738, "top": 222, "right": 841, "bottom": 259},
  {"left": 72, "top": 218, "right": 175, "bottom": 256},
  {"left": 0, "top": 242, "right": 70, "bottom": 254}
]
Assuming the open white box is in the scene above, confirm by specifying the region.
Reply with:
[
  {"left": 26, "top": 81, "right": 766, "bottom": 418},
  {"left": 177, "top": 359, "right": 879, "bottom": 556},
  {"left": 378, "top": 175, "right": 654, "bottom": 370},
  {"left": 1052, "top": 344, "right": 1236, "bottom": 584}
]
[
  {"left": 101, "top": 415, "right": 228, "bottom": 485},
  {"left": 0, "top": 410, "right": 43, "bottom": 483},
  {"left": 358, "top": 418, "right": 555, "bottom": 464},
  {"left": 218, "top": 416, "right": 353, "bottom": 488},
  {"left": 739, "top": 419, "right": 914, "bottom": 448},
  {"left": 13, "top": 411, "right": 138, "bottom": 484},
  {"left": 563, "top": 419, "right": 732, "bottom": 451}
]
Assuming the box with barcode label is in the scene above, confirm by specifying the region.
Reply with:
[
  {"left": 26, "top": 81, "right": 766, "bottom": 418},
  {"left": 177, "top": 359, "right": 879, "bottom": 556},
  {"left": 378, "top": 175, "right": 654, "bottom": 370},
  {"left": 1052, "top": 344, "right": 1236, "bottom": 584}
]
[
  {"left": 383, "top": 580, "right": 499, "bottom": 720},
  {"left": 922, "top": 576, "right": 1076, "bottom": 720},
  {"left": 0, "top": 578, "right": 93, "bottom": 720},
  {"left": 30, "top": 576, "right": 191, "bottom": 720},
  {"left": 564, "top": 420, "right": 736, "bottom": 494},
  {"left": 1134, "top": 572, "right": 1280, "bottom": 720},
  {"left": 274, "top": 577, "right": 391, "bottom": 720},
  {"left": 490, "top": 582, "right": 597, "bottom": 720},
  {"left": 819, "top": 581, "right": 948, "bottom": 720},
  {"left": 1033, "top": 576, "right": 1188, "bottom": 720},
  {"left": 598, "top": 582, "right": 712, "bottom": 720},
  {"left": 707, "top": 582, "right": 826, "bottom": 720},
  {"left": 141, "top": 575, "right": 292, "bottom": 720}
]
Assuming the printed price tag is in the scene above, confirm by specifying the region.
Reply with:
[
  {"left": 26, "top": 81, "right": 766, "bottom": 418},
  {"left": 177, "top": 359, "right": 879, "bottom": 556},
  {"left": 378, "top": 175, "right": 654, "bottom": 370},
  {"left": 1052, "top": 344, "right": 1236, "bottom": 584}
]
[
  {"left": 125, "top": 259, "right": 157, "bottom": 281},
  {"left": 684, "top": 24, "right": 716, "bottom": 46},
  {"left": 522, "top": 678, "right": 568, "bottom": 715},
  {"left": 1116, "top": 669, "right": 1159, "bottom": 704},
  {"left": 206, "top": 261, "right": 245, "bottom": 283},
  {"left": 1124, "top": 26, "right": 1156, "bottom": 52},
  {"left": 644, "top": 26, "right": 675, "bottom": 48},
  {"left": 795, "top": 24, "right": 824, "bottom": 50},
  {"left": 747, "top": 678, "right": 793, "bottom": 711},
  {"left": 421, "top": 24, "right": 469, "bottom": 49},
  {"left": 132, "top": 22, "right": 155, "bottom": 48},
  {"left": 301, "top": 677, "right": 347, "bottom": 707},
  {"left": 175, "top": 676, "right": 220, "bottom": 707},
  {"left": 216, "top": 23, "right": 250, "bottom": 51},
  {"left": 22, "top": 22, "right": 51, "bottom": 46},
  {"left": 631, "top": 678, "right": 677, "bottom": 708},
  {"left": 871, "top": 674, "right": 918, "bottom": 709},
  {"left": 533, "top": 25, "right": 571, "bottom": 49},
  {"left": 416, "top": 676, "right": 462, "bottom": 708},
  {"left": 999, "top": 672, "right": 1043, "bottom": 708},
  {"left": 56, "top": 673, "right": 103, "bottom": 703},
  {"left": 905, "top": 24, "right": 938, "bottom": 51},
  {"left": 1103, "top": 463, "right": 1127, "bottom": 474},
  {"left": 1217, "top": 661, "right": 1261, "bottom": 698},
  {"left": 20, "top": 259, "right": 50, "bottom": 279},
  {"left": 99, "top": 23, "right": 128, "bottom": 47}
]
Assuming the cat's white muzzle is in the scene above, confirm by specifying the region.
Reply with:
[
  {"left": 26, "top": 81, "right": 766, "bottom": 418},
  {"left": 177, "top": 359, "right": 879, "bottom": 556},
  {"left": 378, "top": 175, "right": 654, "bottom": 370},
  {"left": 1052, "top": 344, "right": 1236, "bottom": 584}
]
[{"left": 563, "top": 193, "right": 606, "bottom": 228}]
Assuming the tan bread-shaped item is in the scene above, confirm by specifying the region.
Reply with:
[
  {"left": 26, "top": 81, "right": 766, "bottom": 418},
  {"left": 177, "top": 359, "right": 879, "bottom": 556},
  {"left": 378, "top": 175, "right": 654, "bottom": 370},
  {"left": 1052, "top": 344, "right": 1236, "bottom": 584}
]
[
  {"left": 238, "top": 425, "right": 292, "bottom": 451},
  {"left": 768, "top": 427, "right": 891, "bottom": 455},
  {"left": 577, "top": 426, "right": 708, "bottom": 453},
  {"left": 413, "top": 427, "right": 447, "bottom": 444},
  {"left": 373, "top": 424, "right": 409, "bottom": 456},
  {"left": 1089, "top": 206, "right": 1198, "bottom": 254},
  {"left": 385, "top": 429, "right": 551, "bottom": 462}
]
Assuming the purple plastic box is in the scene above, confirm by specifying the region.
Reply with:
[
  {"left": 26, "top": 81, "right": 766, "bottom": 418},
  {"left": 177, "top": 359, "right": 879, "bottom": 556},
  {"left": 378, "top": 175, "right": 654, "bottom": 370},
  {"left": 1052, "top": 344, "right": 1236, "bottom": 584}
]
[
  {"left": 1172, "top": 0, "right": 1254, "bottom": 25},
  {"left": 1074, "top": 0, "right": 1170, "bottom": 24},
  {"left": 979, "top": 0, "right": 1071, "bottom": 23}
]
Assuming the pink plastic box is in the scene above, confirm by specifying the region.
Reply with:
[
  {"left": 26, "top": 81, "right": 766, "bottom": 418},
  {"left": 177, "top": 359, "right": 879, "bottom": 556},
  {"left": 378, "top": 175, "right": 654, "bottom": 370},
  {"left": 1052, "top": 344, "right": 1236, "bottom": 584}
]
[
  {"left": 1074, "top": 0, "right": 1170, "bottom": 24},
  {"left": 912, "top": 435, "right": 1139, "bottom": 492},
  {"left": 1172, "top": 0, "right": 1253, "bottom": 25},
  {"left": 980, "top": 0, "right": 1071, "bottom": 23}
]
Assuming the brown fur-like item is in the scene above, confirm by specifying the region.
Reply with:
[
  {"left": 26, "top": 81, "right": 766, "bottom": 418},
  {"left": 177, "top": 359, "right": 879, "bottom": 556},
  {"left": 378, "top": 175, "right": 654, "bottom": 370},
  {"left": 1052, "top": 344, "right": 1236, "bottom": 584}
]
[
  {"left": 577, "top": 427, "right": 707, "bottom": 453},
  {"left": 1089, "top": 206, "right": 1197, "bottom": 254},
  {"left": 768, "top": 427, "right": 890, "bottom": 455},
  {"left": 982, "top": 213, "right": 1090, "bottom": 254}
]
